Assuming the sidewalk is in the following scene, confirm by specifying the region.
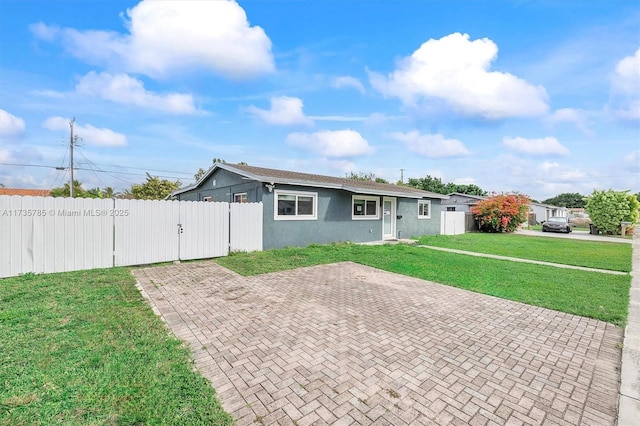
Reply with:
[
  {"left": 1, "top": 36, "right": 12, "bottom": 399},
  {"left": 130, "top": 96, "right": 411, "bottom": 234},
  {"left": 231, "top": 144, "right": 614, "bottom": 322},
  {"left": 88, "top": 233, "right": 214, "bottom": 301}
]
[
  {"left": 618, "top": 232, "right": 640, "bottom": 425},
  {"left": 415, "top": 244, "right": 628, "bottom": 275}
]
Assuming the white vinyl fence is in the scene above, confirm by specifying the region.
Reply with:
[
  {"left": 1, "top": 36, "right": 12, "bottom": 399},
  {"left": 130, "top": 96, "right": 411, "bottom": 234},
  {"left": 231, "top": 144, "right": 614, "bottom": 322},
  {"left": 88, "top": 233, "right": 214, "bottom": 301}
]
[
  {"left": 440, "top": 211, "right": 466, "bottom": 235},
  {"left": 0, "top": 196, "right": 262, "bottom": 278}
]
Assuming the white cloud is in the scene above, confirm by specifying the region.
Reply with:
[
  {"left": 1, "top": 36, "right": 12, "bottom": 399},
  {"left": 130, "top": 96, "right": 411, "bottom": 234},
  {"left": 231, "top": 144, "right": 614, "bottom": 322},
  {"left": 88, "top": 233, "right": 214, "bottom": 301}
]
[
  {"left": 76, "top": 72, "right": 197, "bottom": 114},
  {"left": 610, "top": 48, "right": 640, "bottom": 120},
  {"left": 0, "top": 109, "right": 26, "bottom": 138},
  {"left": 286, "top": 130, "right": 373, "bottom": 158},
  {"left": 538, "top": 161, "right": 586, "bottom": 181},
  {"left": 390, "top": 130, "right": 470, "bottom": 158},
  {"left": 453, "top": 177, "right": 476, "bottom": 185},
  {"left": 332, "top": 76, "right": 366, "bottom": 94},
  {"left": 369, "top": 33, "right": 549, "bottom": 119},
  {"left": 612, "top": 47, "right": 640, "bottom": 93},
  {"left": 546, "top": 108, "right": 593, "bottom": 137},
  {"left": 307, "top": 113, "right": 401, "bottom": 123},
  {"left": 31, "top": 0, "right": 274, "bottom": 80},
  {"left": 503, "top": 136, "right": 569, "bottom": 156},
  {"left": 246, "top": 96, "right": 313, "bottom": 126},
  {"left": 43, "top": 117, "right": 127, "bottom": 147}
]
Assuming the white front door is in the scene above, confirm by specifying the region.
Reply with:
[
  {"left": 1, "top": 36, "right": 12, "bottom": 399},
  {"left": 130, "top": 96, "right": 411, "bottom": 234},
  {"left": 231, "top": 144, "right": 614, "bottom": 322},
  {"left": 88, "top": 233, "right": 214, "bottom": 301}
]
[{"left": 382, "top": 197, "right": 396, "bottom": 240}]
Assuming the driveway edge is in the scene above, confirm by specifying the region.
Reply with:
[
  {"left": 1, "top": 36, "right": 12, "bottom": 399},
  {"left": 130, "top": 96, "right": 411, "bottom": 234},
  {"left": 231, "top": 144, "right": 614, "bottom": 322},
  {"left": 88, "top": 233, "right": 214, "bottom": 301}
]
[{"left": 618, "top": 231, "right": 640, "bottom": 425}]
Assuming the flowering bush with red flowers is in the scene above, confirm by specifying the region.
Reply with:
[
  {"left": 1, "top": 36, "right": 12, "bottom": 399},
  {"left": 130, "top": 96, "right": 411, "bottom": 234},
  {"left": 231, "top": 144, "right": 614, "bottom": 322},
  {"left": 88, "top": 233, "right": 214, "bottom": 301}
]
[{"left": 471, "top": 193, "right": 531, "bottom": 233}]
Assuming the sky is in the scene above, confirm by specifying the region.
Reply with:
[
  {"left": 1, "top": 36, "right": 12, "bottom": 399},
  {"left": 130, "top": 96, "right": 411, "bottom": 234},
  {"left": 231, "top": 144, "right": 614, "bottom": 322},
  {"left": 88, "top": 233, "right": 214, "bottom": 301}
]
[{"left": 0, "top": 0, "right": 639, "bottom": 201}]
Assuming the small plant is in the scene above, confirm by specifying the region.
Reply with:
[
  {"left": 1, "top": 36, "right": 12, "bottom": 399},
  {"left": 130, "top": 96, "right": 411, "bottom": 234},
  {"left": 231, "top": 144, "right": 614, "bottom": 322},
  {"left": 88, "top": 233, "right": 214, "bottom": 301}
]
[
  {"left": 19, "top": 271, "right": 37, "bottom": 279},
  {"left": 386, "top": 388, "right": 401, "bottom": 398},
  {"left": 471, "top": 193, "right": 531, "bottom": 233}
]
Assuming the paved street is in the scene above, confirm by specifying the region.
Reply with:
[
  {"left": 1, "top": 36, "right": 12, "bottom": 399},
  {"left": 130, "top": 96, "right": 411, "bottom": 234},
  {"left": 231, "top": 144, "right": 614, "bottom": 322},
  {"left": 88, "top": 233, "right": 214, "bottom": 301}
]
[{"left": 134, "top": 261, "right": 622, "bottom": 425}]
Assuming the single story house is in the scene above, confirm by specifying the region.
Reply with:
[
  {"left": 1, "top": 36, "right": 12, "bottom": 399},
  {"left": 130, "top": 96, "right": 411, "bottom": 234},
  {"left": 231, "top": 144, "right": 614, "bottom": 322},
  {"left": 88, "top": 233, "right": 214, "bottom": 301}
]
[
  {"left": 529, "top": 202, "right": 568, "bottom": 223},
  {"left": 171, "top": 163, "right": 448, "bottom": 249},
  {"left": 441, "top": 193, "right": 486, "bottom": 212}
]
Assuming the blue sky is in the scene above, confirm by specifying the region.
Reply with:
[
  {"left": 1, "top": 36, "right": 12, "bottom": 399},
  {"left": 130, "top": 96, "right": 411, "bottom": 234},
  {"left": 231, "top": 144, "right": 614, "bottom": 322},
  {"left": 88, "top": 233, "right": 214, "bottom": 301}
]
[{"left": 1, "top": 0, "right": 638, "bottom": 201}]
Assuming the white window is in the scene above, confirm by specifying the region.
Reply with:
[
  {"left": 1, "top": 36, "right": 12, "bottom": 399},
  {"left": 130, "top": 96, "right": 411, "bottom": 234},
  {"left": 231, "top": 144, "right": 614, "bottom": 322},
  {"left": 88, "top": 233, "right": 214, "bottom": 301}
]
[
  {"left": 274, "top": 190, "right": 317, "bottom": 220},
  {"left": 202, "top": 196, "right": 212, "bottom": 202},
  {"left": 418, "top": 200, "right": 431, "bottom": 219},
  {"left": 352, "top": 195, "right": 379, "bottom": 220},
  {"left": 234, "top": 192, "right": 248, "bottom": 203}
]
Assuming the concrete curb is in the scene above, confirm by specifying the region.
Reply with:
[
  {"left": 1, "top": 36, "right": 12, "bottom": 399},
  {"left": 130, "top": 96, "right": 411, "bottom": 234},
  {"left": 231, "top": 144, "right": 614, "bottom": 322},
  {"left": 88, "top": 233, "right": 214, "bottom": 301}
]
[{"left": 618, "top": 232, "right": 640, "bottom": 425}]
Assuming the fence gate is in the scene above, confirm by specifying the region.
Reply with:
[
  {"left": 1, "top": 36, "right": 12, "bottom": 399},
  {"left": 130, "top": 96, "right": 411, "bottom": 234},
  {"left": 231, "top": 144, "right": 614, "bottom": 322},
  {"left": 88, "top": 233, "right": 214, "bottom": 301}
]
[
  {"left": 440, "top": 211, "right": 466, "bottom": 235},
  {"left": 1, "top": 196, "right": 262, "bottom": 278}
]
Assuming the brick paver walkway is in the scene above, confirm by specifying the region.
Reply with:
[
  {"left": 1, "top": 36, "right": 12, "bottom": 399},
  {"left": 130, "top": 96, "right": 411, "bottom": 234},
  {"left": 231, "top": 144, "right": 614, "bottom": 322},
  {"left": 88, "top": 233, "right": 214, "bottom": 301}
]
[{"left": 134, "top": 261, "right": 622, "bottom": 425}]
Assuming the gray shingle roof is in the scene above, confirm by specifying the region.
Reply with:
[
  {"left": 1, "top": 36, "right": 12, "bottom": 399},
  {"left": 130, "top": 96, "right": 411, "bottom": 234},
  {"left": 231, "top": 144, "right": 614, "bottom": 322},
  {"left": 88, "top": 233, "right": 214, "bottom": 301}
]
[{"left": 173, "top": 163, "right": 448, "bottom": 199}]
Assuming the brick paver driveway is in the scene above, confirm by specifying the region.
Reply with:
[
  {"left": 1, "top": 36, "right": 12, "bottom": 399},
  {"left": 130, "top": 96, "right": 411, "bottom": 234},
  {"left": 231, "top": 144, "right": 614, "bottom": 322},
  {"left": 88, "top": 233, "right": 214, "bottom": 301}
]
[{"left": 134, "top": 261, "right": 622, "bottom": 425}]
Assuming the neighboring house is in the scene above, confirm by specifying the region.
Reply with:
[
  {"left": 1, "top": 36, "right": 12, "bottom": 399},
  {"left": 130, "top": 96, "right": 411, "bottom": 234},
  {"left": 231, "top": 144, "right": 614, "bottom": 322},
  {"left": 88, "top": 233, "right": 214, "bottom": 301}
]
[
  {"left": 529, "top": 202, "right": 567, "bottom": 223},
  {"left": 441, "top": 193, "right": 486, "bottom": 212},
  {"left": 442, "top": 193, "right": 567, "bottom": 227},
  {"left": 171, "top": 163, "right": 448, "bottom": 249},
  {"left": 0, "top": 188, "right": 51, "bottom": 197},
  {"left": 568, "top": 207, "right": 589, "bottom": 218}
]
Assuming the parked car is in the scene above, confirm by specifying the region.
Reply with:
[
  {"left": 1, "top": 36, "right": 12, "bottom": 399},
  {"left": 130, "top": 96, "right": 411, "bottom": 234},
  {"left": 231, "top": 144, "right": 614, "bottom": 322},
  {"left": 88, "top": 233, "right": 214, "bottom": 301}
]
[{"left": 542, "top": 216, "right": 573, "bottom": 233}]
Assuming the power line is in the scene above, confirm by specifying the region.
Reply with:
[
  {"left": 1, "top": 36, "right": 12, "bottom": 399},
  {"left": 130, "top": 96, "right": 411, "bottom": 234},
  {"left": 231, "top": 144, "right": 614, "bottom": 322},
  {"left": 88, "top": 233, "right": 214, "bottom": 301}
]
[
  {"left": 1, "top": 163, "right": 64, "bottom": 169},
  {"left": 76, "top": 162, "right": 194, "bottom": 176},
  {"left": 76, "top": 150, "right": 138, "bottom": 187},
  {"left": 0, "top": 162, "right": 191, "bottom": 181}
]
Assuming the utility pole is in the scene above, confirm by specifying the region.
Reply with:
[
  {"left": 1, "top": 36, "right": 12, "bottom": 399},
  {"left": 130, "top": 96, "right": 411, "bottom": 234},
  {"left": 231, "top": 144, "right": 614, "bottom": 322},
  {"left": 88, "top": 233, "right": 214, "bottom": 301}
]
[
  {"left": 69, "top": 118, "right": 75, "bottom": 198},
  {"left": 400, "top": 168, "right": 405, "bottom": 184}
]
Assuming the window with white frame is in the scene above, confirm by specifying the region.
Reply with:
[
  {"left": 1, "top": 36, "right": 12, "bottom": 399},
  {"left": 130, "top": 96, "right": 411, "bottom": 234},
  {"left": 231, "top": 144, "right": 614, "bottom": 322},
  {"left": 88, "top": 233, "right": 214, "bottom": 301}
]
[
  {"left": 274, "top": 190, "right": 317, "bottom": 220},
  {"left": 352, "top": 195, "right": 379, "bottom": 220},
  {"left": 233, "top": 192, "right": 248, "bottom": 203},
  {"left": 418, "top": 200, "right": 431, "bottom": 219}
]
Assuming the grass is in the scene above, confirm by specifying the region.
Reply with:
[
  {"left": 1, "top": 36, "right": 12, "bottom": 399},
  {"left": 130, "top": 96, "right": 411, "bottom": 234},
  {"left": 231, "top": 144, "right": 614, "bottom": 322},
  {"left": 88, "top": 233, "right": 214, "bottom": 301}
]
[
  {"left": 0, "top": 268, "right": 233, "bottom": 426},
  {"left": 416, "top": 233, "right": 632, "bottom": 272},
  {"left": 218, "top": 243, "right": 631, "bottom": 327}
]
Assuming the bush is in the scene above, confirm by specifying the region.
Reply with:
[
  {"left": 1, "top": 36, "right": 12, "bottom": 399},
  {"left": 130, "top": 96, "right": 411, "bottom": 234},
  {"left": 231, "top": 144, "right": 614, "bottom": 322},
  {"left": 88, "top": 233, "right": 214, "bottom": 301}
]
[
  {"left": 471, "top": 193, "right": 531, "bottom": 233},
  {"left": 585, "top": 189, "right": 639, "bottom": 235}
]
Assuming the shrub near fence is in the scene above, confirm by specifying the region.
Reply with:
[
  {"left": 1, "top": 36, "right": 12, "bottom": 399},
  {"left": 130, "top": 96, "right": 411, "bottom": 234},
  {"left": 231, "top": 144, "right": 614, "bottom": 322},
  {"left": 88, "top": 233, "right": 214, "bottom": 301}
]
[{"left": 0, "top": 196, "right": 262, "bottom": 278}]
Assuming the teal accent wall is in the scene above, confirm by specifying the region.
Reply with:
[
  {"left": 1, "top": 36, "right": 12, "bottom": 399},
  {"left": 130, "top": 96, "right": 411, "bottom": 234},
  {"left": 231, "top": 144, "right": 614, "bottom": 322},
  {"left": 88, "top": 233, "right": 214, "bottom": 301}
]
[
  {"left": 262, "top": 185, "right": 384, "bottom": 249},
  {"left": 395, "top": 198, "right": 442, "bottom": 239}
]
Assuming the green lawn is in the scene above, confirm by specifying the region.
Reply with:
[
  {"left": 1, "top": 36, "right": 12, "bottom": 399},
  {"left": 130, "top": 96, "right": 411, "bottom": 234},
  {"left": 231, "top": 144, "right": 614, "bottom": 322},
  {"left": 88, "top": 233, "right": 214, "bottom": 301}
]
[
  {"left": 0, "top": 269, "right": 233, "bottom": 426},
  {"left": 219, "top": 243, "right": 631, "bottom": 327},
  {"left": 1, "top": 236, "right": 632, "bottom": 424},
  {"left": 416, "top": 233, "right": 632, "bottom": 272}
]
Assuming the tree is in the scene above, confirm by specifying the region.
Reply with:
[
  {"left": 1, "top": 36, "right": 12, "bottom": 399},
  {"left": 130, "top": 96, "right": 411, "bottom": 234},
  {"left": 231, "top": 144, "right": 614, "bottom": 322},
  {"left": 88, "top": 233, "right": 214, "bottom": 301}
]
[
  {"left": 542, "top": 192, "right": 585, "bottom": 208},
  {"left": 406, "top": 175, "right": 487, "bottom": 196},
  {"left": 471, "top": 193, "right": 531, "bottom": 233},
  {"left": 125, "top": 173, "right": 181, "bottom": 200},
  {"left": 346, "top": 171, "right": 388, "bottom": 183},
  {"left": 406, "top": 175, "right": 448, "bottom": 193},
  {"left": 51, "top": 180, "right": 90, "bottom": 198},
  {"left": 51, "top": 182, "right": 117, "bottom": 198},
  {"left": 451, "top": 184, "right": 487, "bottom": 196},
  {"left": 194, "top": 168, "right": 207, "bottom": 182},
  {"left": 84, "top": 187, "right": 115, "bottom": 198},
  {"left": 585, "top": 189, "right": 639, "bottom": 234}
]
